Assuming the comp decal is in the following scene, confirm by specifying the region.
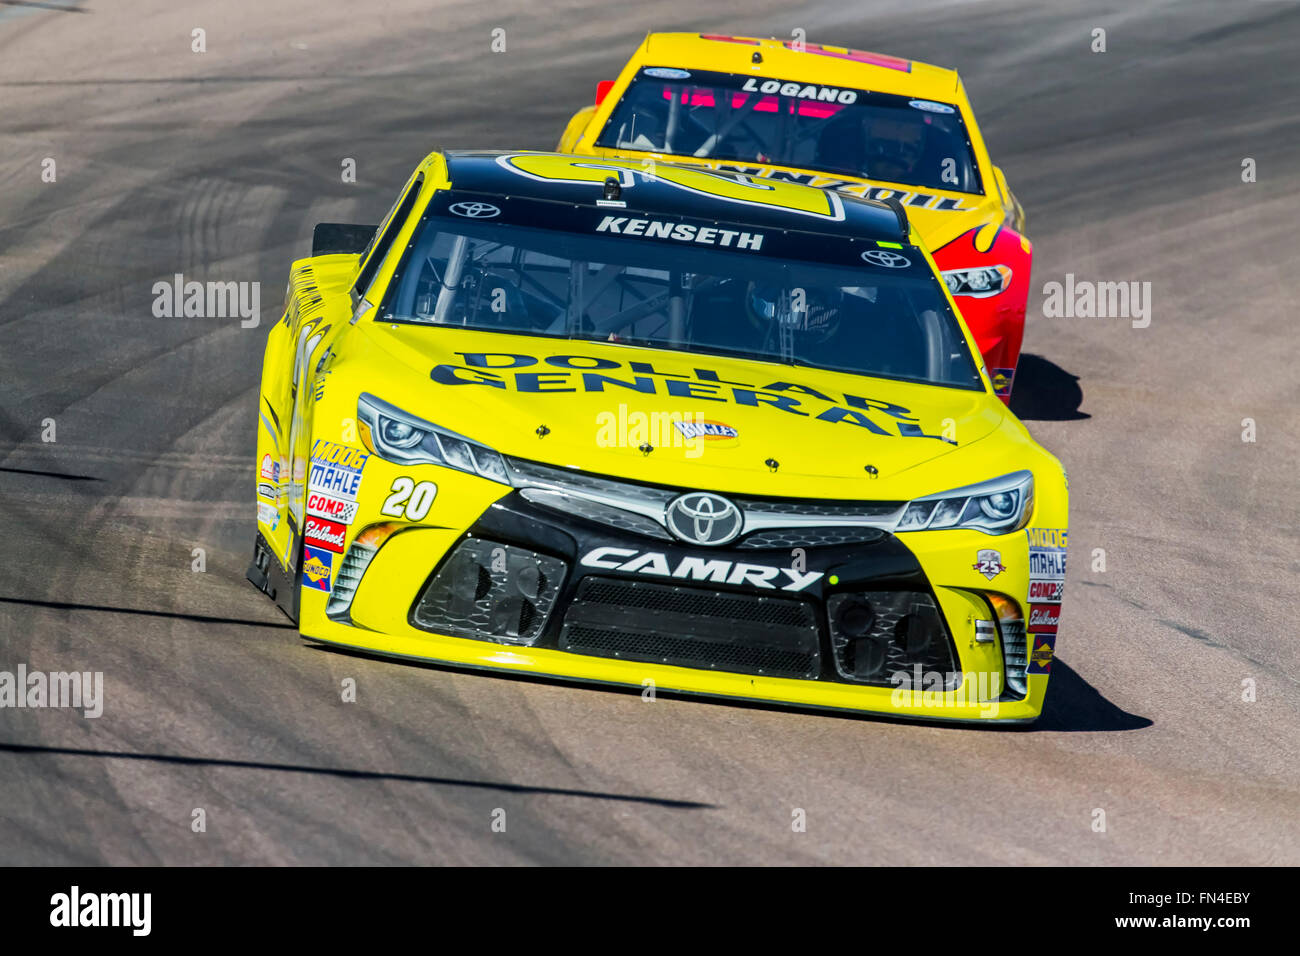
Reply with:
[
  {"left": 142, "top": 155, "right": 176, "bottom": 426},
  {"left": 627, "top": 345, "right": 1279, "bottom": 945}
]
[
  {"left": 307, "top": 491, "right": 358, "bottom": 524},
  {"left": 581, "top": 547, "right": 823, "bottom": 592},
  {"left": 431, "top": 352, "right": 954, "bottom": 441},
  {"left": 302, "top": 545, "right": 334, "bottom": 592},
  {"left": 1028, "top": 578, "right": 1064, "bottom": 603}
]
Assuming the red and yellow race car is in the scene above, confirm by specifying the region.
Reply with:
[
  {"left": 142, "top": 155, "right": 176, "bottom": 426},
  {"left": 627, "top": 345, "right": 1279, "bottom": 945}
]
[{"left": 559, "top": 32, "right": 1032, "bottom": 400}]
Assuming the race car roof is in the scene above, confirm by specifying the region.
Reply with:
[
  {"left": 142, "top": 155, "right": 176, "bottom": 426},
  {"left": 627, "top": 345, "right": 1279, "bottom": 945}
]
[
  {"left": 635, "top": 32, "right": 962, "bottom": 100},
  {"left": 441, "top": 151, "right": 910, "bottom": 243}
]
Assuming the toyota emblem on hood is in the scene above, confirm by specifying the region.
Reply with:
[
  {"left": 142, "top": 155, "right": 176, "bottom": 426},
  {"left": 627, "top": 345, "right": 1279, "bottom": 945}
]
[{"left": 664, "top": 492, "right": 743, "bottom": 546}]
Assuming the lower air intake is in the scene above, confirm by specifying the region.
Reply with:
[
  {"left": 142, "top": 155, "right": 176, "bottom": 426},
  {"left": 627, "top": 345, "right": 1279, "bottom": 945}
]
[
  {"left": 826, "top": 591, "right": 960, "bottom": 688},
  {"left": 411, "top": 538, "right": 567, "bottom": 646},
  {"left": 558, "top": 577, "right": 820, "bottom": 679}
]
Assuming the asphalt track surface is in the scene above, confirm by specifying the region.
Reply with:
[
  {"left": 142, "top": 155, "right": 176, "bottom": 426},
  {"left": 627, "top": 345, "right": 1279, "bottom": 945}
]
[{"left": 1, "top": 0, "right": 1297, "bottom": 865}]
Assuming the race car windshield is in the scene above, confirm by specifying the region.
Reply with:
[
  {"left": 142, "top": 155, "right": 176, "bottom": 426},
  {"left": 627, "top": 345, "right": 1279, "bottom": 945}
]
[
  {"left": 595, "top": 69, "right": 982, "bottom": 194},
  {"left": 384, "top": 214, "right": 983, "bottom": 390}
]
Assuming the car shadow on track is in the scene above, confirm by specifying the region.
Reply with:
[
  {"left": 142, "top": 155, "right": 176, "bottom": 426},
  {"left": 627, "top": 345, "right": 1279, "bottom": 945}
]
[
  {"left": 1010, "top": 353, "right": 1090, "bottom": 421},
  {"left": 1034, "top": 659, "right": 1151, "bottom": 732},
  {"left": 0, "top": 742, "right": 714, "bottom": 809}
]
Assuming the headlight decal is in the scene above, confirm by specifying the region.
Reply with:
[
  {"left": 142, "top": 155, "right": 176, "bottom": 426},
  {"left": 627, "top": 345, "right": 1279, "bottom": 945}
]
[
  {"left": 357, "top": 393, "right": 510, "bottom": 484},
  {"left": 941, "top": 264, "right": 1011, "bottom": 298},
  {"left": 898, "top": 470, "right": 1033, "bottom": 535}
]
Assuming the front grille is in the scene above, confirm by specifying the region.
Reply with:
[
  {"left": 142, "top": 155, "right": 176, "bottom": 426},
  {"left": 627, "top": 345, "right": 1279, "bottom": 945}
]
[
  {"left": 504, "top": 456, "right": 906, "bottom": 544},
  {"left": 826, "top": 591, "right": 959, "bottom": 688},
  {"left": 411, "top": 538, "right": 567, "bottom": 646},
  {"left": 559, "top": 577, "right": 820, "bottom": 679},
  {"left": 519, "top": 487, "right": 670, "bottom": 540},
  {"left": 737, "top": 526, "right": 889, "bottom": 549},
  {"left": 738, "top": 498, "right": 903, "bottom": 518}
]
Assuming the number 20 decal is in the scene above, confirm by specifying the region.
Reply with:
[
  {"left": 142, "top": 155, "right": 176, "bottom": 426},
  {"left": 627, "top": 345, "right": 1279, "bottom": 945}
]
[{"left": 380, "top": 477, "right": 437, "bottom": 520}]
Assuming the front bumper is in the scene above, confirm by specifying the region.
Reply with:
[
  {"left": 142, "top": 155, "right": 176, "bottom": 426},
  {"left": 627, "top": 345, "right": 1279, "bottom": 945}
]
[{"left": 298, "top": 480, "right": 1051, "bottom": 723}]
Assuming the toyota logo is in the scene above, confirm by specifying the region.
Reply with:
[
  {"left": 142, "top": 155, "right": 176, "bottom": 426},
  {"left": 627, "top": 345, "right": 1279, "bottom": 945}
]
[
  {"left": 449, "top": 201, "right": 501, "bottom": 219},
  {"left": 861, "top": 249, "right": 911, "bottom": 268},
  {"left": 664, "top": 492, "right": 743, "bottom": 547}
]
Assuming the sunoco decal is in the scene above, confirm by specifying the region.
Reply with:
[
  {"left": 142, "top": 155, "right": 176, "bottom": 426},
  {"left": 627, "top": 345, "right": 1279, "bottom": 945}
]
[
  {"left": 302, "top": 546, "right": 334, "bottom": 592},
  {"left": 1028, "top": 636, "right": 1055, "bottom": 675}
]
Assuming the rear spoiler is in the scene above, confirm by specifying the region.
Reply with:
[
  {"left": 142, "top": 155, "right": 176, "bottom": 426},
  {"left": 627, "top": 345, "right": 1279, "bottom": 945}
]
[{"left": 312, "top": 222, "right": 377, "bottom": 257}]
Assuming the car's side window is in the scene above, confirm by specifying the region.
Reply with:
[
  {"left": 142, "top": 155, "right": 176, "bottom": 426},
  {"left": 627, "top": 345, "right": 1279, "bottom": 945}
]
[{"left": 353, "top": 173, "right": 426, "bottom": 299}]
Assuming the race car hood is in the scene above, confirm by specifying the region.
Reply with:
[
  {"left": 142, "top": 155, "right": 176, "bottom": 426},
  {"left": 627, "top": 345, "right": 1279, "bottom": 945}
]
[
  {"left": 355, "top": 324, "right": 1009, "bottom": 499},
  {"left": 578, "top": 148, "right": 1001, "bottom": 253}
]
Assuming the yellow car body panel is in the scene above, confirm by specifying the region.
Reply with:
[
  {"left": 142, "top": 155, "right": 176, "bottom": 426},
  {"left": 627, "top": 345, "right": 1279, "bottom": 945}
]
[{"left": 249, "top": 149, "right": 1068, "bottom": 724}]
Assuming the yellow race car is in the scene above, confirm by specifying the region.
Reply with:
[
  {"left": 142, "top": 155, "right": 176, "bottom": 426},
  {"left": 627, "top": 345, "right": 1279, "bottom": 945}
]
[
  {"left": 559, "top": 33, "right": 1033, "bottom": 402},
  {"left": 247, "top": 149, "right": 1067, "bottom": 723}
]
